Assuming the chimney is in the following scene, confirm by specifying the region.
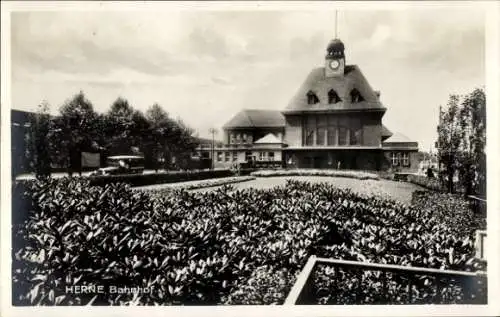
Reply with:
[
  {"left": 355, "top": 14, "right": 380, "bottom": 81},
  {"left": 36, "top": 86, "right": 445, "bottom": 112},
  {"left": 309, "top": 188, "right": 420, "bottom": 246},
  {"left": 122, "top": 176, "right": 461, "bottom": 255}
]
[{"left": 375, "top": 90, "right": 381, "bottom": 99}]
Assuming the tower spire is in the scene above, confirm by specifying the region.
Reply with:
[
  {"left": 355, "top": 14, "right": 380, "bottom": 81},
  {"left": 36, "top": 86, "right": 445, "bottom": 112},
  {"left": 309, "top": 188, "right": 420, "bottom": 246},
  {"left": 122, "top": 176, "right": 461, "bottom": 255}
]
[{"left": 335, "top": 10, "right": 338, "bottom": 39}]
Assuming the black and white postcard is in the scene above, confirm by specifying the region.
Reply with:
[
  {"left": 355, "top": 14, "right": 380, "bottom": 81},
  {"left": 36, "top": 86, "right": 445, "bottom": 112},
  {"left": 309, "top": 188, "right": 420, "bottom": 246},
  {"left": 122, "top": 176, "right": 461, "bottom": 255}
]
[{"left": 1, "top": 1, "right": 499, "bottom": 317}]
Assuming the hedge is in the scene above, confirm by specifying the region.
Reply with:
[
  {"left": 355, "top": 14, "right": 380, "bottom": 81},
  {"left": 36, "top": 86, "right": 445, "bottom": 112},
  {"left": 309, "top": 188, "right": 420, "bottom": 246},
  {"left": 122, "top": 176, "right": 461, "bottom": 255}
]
[
  {"left": 12, "top": 178, "right": 485, "bottom": 305},
  {"left": 411, "top": 190, "right": 486, "bottom": 237},
  {"left": 15, "top": 169, "right": 235, "bottom": 189},
  {"left": 407, "top": 174, "right": 443, "bottom": 191},
  {"left": 250, "top": 169, "right": 379, "bottom": 180}
]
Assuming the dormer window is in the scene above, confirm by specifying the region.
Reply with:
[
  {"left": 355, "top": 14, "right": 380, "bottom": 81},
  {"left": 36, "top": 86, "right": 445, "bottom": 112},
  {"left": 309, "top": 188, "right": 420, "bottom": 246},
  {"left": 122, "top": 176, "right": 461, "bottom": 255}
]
[
  {"left": 307, "top": 91, "right": 320, "bottom": 105},
  {"left": 328, "top": 89, "right": 342, "bottom": 104},
  {"left": 350, "top": 88, "right": 365, "bottom": 103}
]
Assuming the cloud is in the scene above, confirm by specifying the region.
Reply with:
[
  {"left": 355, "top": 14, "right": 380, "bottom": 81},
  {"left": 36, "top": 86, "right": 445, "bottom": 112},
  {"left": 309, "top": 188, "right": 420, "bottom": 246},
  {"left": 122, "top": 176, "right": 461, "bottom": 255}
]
[{"left": 10, "top": 8, "right": 486, "bottom": 149}]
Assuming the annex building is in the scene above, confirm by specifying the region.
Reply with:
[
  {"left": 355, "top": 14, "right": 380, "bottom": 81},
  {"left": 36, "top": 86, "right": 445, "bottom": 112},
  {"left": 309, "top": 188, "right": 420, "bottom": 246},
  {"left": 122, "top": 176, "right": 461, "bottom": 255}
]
[{"left": 211, "top": 38, "right": 419, "bottom": 172}]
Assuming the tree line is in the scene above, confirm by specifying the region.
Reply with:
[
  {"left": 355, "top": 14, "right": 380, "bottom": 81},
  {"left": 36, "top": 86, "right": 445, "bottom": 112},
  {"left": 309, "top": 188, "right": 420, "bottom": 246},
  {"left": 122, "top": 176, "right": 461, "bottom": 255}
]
[
  {"left": 23, "top": 91, "right": 199, "bottom": 177},
  {"left": 436, "top": 87, "right": 486, "bottom": 196}
]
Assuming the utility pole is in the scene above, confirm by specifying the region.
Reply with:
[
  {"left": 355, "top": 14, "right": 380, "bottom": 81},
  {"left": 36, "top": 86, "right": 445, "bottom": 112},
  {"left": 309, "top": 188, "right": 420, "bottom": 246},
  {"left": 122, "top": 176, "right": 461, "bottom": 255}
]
[{"left": 209, "top": 128, "right": 217, "bottom": 170}]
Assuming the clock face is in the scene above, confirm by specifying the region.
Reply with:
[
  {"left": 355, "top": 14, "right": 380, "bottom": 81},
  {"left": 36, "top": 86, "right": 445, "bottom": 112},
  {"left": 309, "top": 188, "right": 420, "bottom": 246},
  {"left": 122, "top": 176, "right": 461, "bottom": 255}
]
[{"left": 329, "top": 60, "right": 340, "bottom": 70}]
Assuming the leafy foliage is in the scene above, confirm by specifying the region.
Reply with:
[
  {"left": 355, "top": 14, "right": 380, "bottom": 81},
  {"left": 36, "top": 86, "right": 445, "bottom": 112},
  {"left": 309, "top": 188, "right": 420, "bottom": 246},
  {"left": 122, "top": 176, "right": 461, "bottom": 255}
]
[
  {"left": 407, "top": 175, "right": 443, "bottom": 191},
  {"left": 12, "top": 179, "right": 485, "bottom": 305},
  {"left": 437, "top": 88, "right": 486, "bottom": 195},
  {"left": 25, "top": 102, "right": 52, "bottom": 177}
]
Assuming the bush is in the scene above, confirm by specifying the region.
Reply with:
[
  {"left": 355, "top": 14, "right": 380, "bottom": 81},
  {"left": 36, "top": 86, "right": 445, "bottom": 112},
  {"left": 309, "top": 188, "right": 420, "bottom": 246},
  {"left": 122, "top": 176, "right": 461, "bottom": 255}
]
[
  {"left": 411, "top": 190, "right": 486, "bottom": 237},
  {"left": 15, "top": 170, "right": 235, "bottom": 189},
  {"left": 12, "top": 178, "right": 485, "bottom": 305},
  {"left": 407, "top": 174, "right": 443, "bottom": 191},
  {"left": 250, "top": 169, "right": 379, "bottom": 180}
]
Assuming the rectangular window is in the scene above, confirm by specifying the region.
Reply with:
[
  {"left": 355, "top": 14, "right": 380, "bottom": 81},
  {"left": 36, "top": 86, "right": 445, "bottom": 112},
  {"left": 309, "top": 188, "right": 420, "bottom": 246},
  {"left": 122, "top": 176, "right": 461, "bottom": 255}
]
[
  {"left": 327, "top": 115, "right": 337, "bottom": 146},
  {"left": 232, "top": 152, "right": 238, "bottom": 162},
  {"left": 225, "top": 152, "right": 230, "bottom": 162},
  {"left": 268, "top": 152, "right": 275, "bottom": 161},
  {"left": 316, "top": 116, "right": 327, "bottom": 146},
  {"left": 391, "top": 152, "right": 399, "bottom": 166},
  {"left": 259, "top": 152, "right": 265, "bottom": 161},
  {"left": 338, "top": 127, "right": 348, "bottom": 146},
  {"left": 245, "top": 151, "right": 252, "bottom": 162},
  {"left": 242, "top": 133, "right": 247, "bottom": 143},
  {"left": 402, "top": 152, "right": 410, "bottom": 167},
  {"left": 305, "top": 116, "right": 315, "bottom": 146},
  {"left": 349, "top": 118, "right": 362, "bottom": 145},
  {"left": 217, "top": 152, "right": 223, "bottom": 162}
]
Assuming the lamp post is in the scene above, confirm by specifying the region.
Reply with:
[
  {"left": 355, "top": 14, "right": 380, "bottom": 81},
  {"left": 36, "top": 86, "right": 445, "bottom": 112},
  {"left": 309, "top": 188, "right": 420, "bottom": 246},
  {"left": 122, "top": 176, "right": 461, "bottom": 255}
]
[{"left": 209, "top": 128, "right": 217, "bottom": 170}]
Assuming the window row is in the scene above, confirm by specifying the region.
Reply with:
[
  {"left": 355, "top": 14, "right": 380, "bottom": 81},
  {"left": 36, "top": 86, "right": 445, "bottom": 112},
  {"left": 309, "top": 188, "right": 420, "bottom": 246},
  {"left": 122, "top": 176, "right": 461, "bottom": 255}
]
[
  {"left": 216, "top": 151, "right": 238, "bottom": 162},
  {"left": 229, "top": 132, "right": 283, "bottom": 144},
  {"left": 307, "top": 88, "right": 365, "bottom": 105},
  {"left": 391, "top": 152, "right": 410, "bottom": 167},
  {"left": 303, "top": 115, "right": 363, "bottom": 146},
  {"left": 215, "top": 151, "right": 277, "bottom": 162},
  {"left": 228, "top": 133, "right": 253, "bottom": 144}
]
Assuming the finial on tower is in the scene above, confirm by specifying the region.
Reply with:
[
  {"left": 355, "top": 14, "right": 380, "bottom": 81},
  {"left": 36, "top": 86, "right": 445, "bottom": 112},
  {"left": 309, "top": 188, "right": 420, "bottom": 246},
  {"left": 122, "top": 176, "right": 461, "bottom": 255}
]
[{"left": 335, "top": 10, "right": 338, "bottom": 39}]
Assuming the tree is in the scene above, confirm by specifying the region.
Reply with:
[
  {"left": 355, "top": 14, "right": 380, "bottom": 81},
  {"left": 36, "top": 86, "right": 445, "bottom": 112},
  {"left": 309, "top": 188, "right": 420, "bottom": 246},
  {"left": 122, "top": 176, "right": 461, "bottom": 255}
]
[
  {"left": 25, "top": 101, "right": 52, "bottom": 178},
  {"left": 144, "top": 103, "right": 198, "bottom": 171},
  {"left": 458, "top": 88, "right": 486, "bottom": 196},
  {"left": 145, "top": 103, "right": 171, "bottom": 171},
  {"left": 436, "top": 88, "right": 486, "bottom": 195},
  {"left": 50, "top": 91, "right": 100, "bottom": 176},
  {"left": 104, "top": 97, "right": 137, "bottom": 154}
]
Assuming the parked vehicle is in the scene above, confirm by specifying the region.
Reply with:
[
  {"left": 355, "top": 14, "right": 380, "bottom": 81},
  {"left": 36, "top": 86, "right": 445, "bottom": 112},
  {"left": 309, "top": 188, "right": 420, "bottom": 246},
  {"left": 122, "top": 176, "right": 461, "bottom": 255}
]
[{"left": 90, "top": 155, "right": 145, "bottom": 176}]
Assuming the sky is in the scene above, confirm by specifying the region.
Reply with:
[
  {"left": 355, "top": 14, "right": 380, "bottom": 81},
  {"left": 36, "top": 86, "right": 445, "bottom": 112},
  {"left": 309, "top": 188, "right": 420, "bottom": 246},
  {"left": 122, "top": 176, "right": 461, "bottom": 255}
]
[{"left": 9, "top": 4, "right": 485, "bottom": 150}]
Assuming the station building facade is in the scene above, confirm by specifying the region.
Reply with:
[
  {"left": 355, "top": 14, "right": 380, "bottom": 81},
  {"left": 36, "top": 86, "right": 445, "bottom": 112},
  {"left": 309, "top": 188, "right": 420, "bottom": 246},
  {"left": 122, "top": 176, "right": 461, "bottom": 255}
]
[{"left": 209, "top": 39, "right": 419, "bottom": 172}]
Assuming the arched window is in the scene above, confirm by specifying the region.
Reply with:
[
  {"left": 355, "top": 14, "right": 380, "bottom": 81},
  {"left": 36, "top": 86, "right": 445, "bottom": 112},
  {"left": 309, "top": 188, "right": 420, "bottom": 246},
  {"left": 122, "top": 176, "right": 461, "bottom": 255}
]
[
  {"left": 328, "top": 89, "right": 342, "bottom": 104},
  {"left": 307, "top": 91, "right": 320, "bottom": 105},
  {"left": 350, "top": 88, "right": 365, "bottom": 103}
]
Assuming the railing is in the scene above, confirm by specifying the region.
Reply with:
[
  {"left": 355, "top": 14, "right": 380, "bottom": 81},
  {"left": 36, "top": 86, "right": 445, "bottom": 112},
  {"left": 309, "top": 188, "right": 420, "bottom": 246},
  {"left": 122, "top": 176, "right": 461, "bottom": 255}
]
[
  {"left": 285, "top": 256, "right": 487, "bottom": 305},
  {"left": 475, "top": 230, "right": 487, "bottom": 260},
  {"left": 468, "top": 195, "right": 487, "bottom": 216}
]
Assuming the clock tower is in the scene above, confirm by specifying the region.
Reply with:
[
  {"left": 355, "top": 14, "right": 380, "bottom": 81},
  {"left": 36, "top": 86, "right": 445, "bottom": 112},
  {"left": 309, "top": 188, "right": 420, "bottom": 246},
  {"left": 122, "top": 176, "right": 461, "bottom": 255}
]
[{"left": 325, "top": 39, "right": 345, "bottom": 78}]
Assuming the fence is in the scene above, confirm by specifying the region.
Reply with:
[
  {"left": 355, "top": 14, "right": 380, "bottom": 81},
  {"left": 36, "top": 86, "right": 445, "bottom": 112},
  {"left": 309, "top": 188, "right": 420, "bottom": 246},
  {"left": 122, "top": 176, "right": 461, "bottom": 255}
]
[{"left": 285, "top": 256, "right": 487, "bottom": 305}]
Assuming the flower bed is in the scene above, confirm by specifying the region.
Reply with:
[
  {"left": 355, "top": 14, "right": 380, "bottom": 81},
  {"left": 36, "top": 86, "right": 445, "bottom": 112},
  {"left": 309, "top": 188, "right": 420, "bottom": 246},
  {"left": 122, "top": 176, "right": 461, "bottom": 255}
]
[
  {"left": 12, "top": 178, "right": 484, "bottom": 305},
  {"left": 250, "top": 169, "right": 379, "bottom": 180},
  {"left": 136, "top": 176, "right": 256, "bottom": 192}
]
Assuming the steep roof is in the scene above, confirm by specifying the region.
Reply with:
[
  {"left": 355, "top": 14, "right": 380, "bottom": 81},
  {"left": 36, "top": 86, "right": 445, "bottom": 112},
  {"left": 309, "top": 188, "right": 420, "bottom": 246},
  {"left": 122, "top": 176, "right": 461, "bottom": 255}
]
[
  {"left": 284, "top": 65, "right": 386, "bottom": 113},
  {"left": 223, "top": 109, "right": 285, "bottom": 129},
  {"left": 254, "top": 133, "right": 282, "bottom": 144},
  {"left": 381, "top": 125, "right": 393, "bottom": 138},
  {"left": 383, "top": 132, "right": 413, "bottom": 143}
]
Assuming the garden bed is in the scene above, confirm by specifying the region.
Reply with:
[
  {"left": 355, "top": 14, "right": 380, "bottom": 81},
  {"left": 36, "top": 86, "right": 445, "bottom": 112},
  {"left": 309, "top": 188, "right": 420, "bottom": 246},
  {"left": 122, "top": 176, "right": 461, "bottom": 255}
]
[
  {"left": 250, "top": 169, "right": 379, "bottom": 180},
  {"left": 12, "top": 178, "right": 485, "bottom": 305},
  {"left": 135, "top": 176, "right": 256, "bottom": 192}
]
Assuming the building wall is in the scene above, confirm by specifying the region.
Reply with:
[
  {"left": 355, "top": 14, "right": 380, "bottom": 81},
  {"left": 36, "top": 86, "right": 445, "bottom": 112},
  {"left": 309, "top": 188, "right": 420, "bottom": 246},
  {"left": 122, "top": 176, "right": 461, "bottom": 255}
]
[
  {"left": 382, "top": 150, "right": 420, "bottom": 173},
  {"left": 285, "top": 112, "right": 384, "bottom": 147},
  {"left": 284, "top": 115, "right": 302, "bottom": 147},
  {"left": 212, "top": 149, "right": 282, "bottom": 168},
  {"left": 362, "top": 113, "right": 383, "bottom": 147},
  {"left": 284, "top": 150, "right": 384, "bottom": 170},
  {"left": 224, "top": 127, "right": 285, "bottom": 146}
]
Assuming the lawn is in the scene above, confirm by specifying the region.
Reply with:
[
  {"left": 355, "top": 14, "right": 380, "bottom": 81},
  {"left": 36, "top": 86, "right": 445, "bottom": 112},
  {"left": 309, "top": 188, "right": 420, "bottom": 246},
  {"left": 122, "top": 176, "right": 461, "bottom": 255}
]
[{"left": 192, "top": 176, "right": 424, "bottom": 204}]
